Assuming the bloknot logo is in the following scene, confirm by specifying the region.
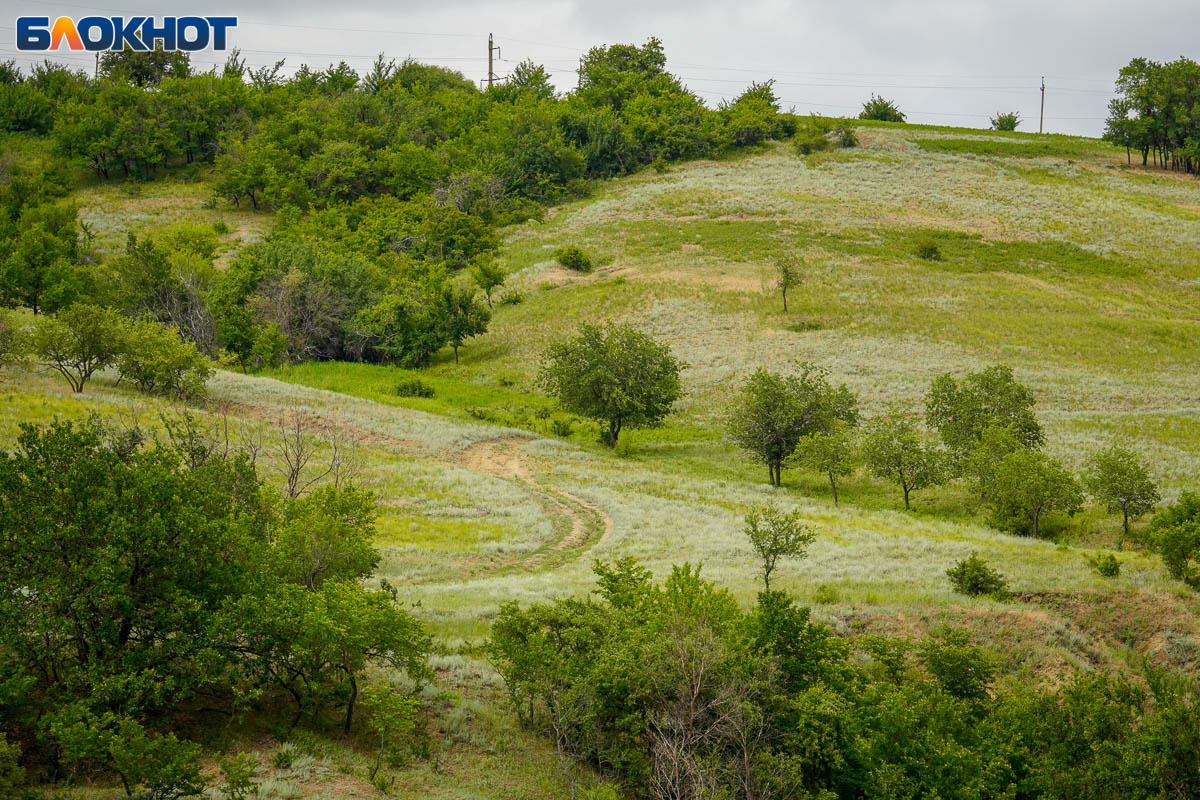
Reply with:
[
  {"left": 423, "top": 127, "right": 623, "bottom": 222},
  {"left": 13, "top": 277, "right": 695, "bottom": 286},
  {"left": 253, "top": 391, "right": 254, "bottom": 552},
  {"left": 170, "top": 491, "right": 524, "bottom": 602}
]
[{"left": 15, "top": 16, "right": 238, "bottom": 52}]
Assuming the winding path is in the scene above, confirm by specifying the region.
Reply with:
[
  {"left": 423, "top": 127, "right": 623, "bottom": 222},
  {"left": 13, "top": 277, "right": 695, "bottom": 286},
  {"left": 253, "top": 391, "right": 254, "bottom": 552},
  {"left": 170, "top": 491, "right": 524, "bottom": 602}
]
[{"left": 456, "top": 437, "right": 614, "bottom": 571}]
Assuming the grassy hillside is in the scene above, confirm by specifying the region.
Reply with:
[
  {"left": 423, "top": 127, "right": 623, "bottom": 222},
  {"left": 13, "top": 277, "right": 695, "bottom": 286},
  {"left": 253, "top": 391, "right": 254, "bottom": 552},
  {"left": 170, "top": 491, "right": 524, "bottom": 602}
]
[{"left": 5, "top": 120, "right": 1200, "bottom": 798}]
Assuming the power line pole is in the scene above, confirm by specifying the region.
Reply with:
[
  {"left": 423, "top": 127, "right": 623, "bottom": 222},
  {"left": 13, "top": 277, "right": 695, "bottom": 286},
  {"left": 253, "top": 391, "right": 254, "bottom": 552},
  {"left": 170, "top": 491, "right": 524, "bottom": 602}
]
[
  {"left": 1039, "top": 76, "right": 1045, "bottom": 134},
  {"left": 487, "top": 33, "right": 499, "bottom": 89}
]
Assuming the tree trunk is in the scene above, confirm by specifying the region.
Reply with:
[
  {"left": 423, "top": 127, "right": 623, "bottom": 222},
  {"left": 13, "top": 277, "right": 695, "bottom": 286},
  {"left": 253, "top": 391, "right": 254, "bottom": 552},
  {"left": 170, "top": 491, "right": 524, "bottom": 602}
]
[
  {"left": 344, "top": 670, "right": 358, "bottom": 733},
  {"left": 608, "top": 420, "right": 620, "bottom": 448},
  {"left": 1033, "top": 511, "right": 1040, "bottom": 539},
  {"left": 902, "top": 483, "right": 911, "bottom": 510},
  {"left": 1123, "top": 509, "right": 1130, "bottom": 539},
  {"left": 829, "top": 472, "right": 838, "bottom": 505},
  {"left": 453, "top": 344, "right": 459, "bottom": 364},
  {"left": 782, "top": 289, "right": 788, "bottom": 313}
]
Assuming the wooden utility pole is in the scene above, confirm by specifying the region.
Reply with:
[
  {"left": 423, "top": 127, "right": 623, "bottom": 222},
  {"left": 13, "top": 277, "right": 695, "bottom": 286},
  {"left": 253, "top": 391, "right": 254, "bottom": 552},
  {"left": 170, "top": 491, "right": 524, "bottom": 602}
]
[
  {"left": 487, "top": 33, "right": 499, "bottom": 88},
  {"left": 1039, "top": 76, "right": 1045, "bottom": 134}
]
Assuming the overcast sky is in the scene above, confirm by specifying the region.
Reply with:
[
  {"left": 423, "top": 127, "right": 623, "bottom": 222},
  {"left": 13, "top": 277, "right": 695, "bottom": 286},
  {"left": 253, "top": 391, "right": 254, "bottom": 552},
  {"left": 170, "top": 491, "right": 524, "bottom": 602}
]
[{"left": 4, "top": 0, "right": 1199, "bottom": 136}]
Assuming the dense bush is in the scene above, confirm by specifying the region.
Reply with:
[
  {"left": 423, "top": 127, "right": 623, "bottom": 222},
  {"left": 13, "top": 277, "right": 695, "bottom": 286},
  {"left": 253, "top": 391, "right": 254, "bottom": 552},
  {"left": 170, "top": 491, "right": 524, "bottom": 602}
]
[
  {"left": 991, "top": 111, "right": 1021, "bottom": 131},
  {"left": 554, "top": 245, "right": 593, "bottom": 271},
  {"left": 117, "top": 317, "right": 213, "bottom": 398},
  {"left": 396, "top": 376, "right": 435, "bottom": 398},
  {"left": 946, "top": 552, "right": 1009, "bottom": 597},
  {"left": 1088, "top": 552, "right": 1121, "bottom": 578},
  {"left": 0, "top": 419, "right": 430, "bottom": 787},
  {"left": 859, "top": 94, "right": 906, "bottom": 123},
  {"left": 491, "top": 559, "right": 1200, "bottom": 799},
  {"left": 914, "top": 238, "right": 944, "bottom": 261}
]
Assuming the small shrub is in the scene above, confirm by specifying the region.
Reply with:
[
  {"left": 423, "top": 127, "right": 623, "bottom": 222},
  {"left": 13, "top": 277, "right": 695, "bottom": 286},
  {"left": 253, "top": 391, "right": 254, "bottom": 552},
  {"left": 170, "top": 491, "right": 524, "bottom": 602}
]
[
  {"left": 1087, "top": 552, "right": 1121, "bottom": 578},
  {"left": 554, "top": 245, "right": 593, "bottom": 272},
  {"left": 395, "top": 377, "right": 435, "bottom": 398},
  {"left": 990, "top": 111, "right": 1021, "bottom": 131},
  {"left": 651, "top": 157, "right": 670, "bottom": 174},
  {"left": 813, "top": 584, "right": 839, "bottom": 604},
  {"left": 793, "top": 129, "right": 832, "bottom": 156},
  {"left": 946, "top": 553, "right": 1009, "bottom": 598},
  {"left": 270, "top": 743, "right": 297, "bottom": 769},
  {"left": 117, "top": 319, "right": 213, "bottom": 399},
  {"left": 0, "top": 315, "right": 25, "bottom": 365},
  {"left": 914, "top": 238, "right": 944, "bottom": 261},
  {"left": 1160, "top": 522, "right": 1200, "bottom": 589},
  {"left": 212, "top": 220, "right": 231, "bottom": 235},
  {"left": 218, "top": 752, "right": 259, "bottom": 800},
  {"left": 550, "top": 417, "right": 574, "bottom": 437},
  {"left": 498, "top": 289, "right": 525, "bottom": 306}
]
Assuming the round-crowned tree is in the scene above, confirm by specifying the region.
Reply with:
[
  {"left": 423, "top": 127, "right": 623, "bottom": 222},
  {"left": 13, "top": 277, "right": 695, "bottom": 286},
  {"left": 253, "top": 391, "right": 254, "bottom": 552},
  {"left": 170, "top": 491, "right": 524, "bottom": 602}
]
[{"left": 538, "top": 322, "right": 683, "bottom": 447}]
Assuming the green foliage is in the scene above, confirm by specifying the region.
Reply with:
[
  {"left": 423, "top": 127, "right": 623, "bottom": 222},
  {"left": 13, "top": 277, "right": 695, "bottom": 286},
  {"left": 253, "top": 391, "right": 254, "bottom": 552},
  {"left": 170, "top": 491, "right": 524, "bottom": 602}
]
[
  {"left": 861, "top": 412, "right": 947, "bottom": 510},
  {"left": 916, "top": 137, "right": 1107, "bottom": 158},
  {"left": 1087, "top": 552, "right": 1121, "bottom": 578},
  {"left": 0, "top": 200, "right": 91, "bottom": 315},
  {"left": 946, "top": 553, "right": 1009, "bottom": 598},
  {"left": 926, "top": 365, "right": 1044, "bottom": 470},
  {"left": 117, "top": 317, "right": 213, "bottom": 398},
  {"left": 273, "top": 486, "right": 380, "bottom": 590},
  {"left": 792, "top": 419, "right": 856, "bottom": 505},
  {"left": 0, "top": 82, "right": 53, "bottom": 134},
  {"left": 1105, "top": 56, "right": 1200, "bottom": 175},
  {"left": 1085, "top": 443, "right": 1160, "bottom": 538},
  {"left": 990, "top": 111, "right": 1021, "bottom": 131},
  {"left": 396, "top": 376, "right": 435, "bottom": 398},
  {"left": 0, "top": 734, "right": 26, "bottom": 799},
  {"left": 918, "top": 629, "right": 995, "bottom": 701},
  {"left": 554, "top": 245, "right": 593, "bottom": 272},
  {"left": 218, "top": 752, "right": 259, "bottom": 800},
  {"left": 438, "top": 283, "right": 491, "bottom": 364},
  {"left": 859, "top": 94, "right": 906, "bottom": 123},
  {"left": 0, "top": 419, "right": 432, "bottom": 787},
  {"left": 31, "top": 303, "right": 128, "bottom": 392},
  {"left": 361, "top": 685, "right": 420, "bottom": 780},
  {"left": 774, "top": 255, "right": 801, "bottom": 311},
  {"left": 470, "top": 257, "right": 506, "bottom": 306},
  {"left": 793, "top": 115, "right": 858, "bottom": 156},
  {"left": 539, "top": 322, "right": 683, "bottom": 447},
  {"left": 728, "top": 365, "right": 859, "bottom": 486},
  {"left": 913, "top": 238, "right": 943, "bottom": 261},
  {"left": 1160, "top": 522, "right": 1200, "bottom": 589},
  {"left": 744, "top": 504, "right": 817, "bottom": 590},
  {"left": 986, "top": 448, "right": 1083, "bottom": 537}
]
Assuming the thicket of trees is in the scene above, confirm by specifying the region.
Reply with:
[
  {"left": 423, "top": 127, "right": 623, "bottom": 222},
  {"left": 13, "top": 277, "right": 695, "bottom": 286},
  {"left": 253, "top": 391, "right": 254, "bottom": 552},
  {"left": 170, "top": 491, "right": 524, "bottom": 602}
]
[
  {"left": 491, "top": 559, "right": 1200, "bottom": 800},
  {"left": 0, "top": 416, "right": 430, "bottom": 794},
  {"left": 0, "top": 39, "right": 793, "bottom": 373},
  {"left": 1105, "top": 56, "right": 1200, "bottom": 174}
]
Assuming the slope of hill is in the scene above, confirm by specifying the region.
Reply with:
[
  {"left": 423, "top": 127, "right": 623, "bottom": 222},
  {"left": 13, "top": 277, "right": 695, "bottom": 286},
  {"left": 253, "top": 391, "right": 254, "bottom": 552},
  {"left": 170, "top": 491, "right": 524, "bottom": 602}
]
[{"left": 4, "top": 120, "right": 1200, "bottom": 798}]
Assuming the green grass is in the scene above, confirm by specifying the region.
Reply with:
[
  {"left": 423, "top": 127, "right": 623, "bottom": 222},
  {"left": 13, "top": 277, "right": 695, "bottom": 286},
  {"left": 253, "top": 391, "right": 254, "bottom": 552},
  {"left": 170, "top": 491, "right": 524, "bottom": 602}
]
[{"left": 10, "top": 120, "right": 1200, "bottom": 798}]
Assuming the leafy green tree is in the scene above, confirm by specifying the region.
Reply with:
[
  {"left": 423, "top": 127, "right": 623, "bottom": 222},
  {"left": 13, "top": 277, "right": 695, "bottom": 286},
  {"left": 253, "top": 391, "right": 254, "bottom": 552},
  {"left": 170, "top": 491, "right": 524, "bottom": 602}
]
[
  {"left": 775, "top": 256, "right": 801, "bottom": 312},
  {"left": 273, "top": 486, "right": 380, "bottom": 590},
  {"left": 862, "top": 412, "right": 947, "bottom": 510},
  {"left": 100, "top": 44, "right": 190, "bottom": 87},
  {"left": 918, "top": 629, "right": 995, "bottom": 702},
  {"left": 1160, "top": 522, "right": 1200, "bottom": 588},
  {"left": 351, "top": 288, "right": 448, "bottom": 368},
  {"left": 966, "top": 423, "right": 1028, "bottom": 499},
  {"left": 0, "top": 419, "right": 269, "bottom": 716},
  {"left": 470, "top": 257, "right": 506, "bottom": 307},
  {"left": 926, "top": 365, "right": 1043, "bottom": 471},
  {"left": 437, "top": 283, "right": 490, "bottom": 364},
  {"left": 31, "top": 304, "right": 129, "bottom": 392},
  {"left": 946, "top": 553, "right": 1008, "bottom": 598},
  {"left": 361, "top": 685, "right": 420, "bottom": 782},
  {"left": 1084, "top": 444, "right": 1160, "bottom": 539},
  {"left": 228, "top": 580, "right": 431, "bottom": 732},
  {"left": 744, "top": 504, "right": 816, "bottom": 590},
  {"left": 116, "top": 318, "right": 212, "bottom": 398},
  {"left": 0, "top": 82, "right": 53, "bottom": 133},
  {"left": 986, "top": 449, "right": 1083, "bottom": 537},
  {"left": 859, "top": 94, "right": 906, "bottom": 122},
  {"left": 793, "top": 420, "right": 856, "bottom": 505},
  {"left": 539, "top": 323, "right": 683, "bottom": 447},
  {"left": 0, "top": 202, "right": 89, "bottom": 315},
  {"left": 729, "top": 366, "right": 859, "bottom": 486}
]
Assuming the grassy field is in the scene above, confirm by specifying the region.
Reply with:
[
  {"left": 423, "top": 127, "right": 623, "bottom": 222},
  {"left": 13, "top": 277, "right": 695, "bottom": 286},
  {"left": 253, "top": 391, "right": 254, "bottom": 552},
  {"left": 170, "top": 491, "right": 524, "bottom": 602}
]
[{"left": 6, "top": 120, "right": 1200, "bottom": 798}]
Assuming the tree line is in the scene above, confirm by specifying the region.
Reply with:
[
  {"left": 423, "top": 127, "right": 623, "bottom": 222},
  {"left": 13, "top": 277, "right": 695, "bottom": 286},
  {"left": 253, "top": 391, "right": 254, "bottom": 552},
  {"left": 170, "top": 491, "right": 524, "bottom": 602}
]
[
  {"left": 1104, "top": 56, "right": 1200, "bottom": 174},
  {"left": 0, "top": 39, "right": 799, "bottom": 375}
]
